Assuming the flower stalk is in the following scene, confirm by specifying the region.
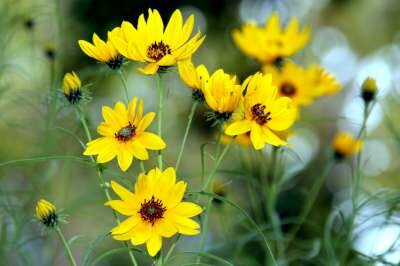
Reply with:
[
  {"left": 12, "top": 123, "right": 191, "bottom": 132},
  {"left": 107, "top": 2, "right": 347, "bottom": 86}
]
[
  {"left": 157, "top": 74, "right": 165, "bottom": 170},
  {"left": 55, "top": 226, "right": 77, "bottom": 266}
]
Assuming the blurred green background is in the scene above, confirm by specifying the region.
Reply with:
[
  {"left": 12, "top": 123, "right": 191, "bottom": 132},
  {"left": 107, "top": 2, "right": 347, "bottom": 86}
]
[{"left": 1, "top": 0, "right": 400, "bottom": 265}]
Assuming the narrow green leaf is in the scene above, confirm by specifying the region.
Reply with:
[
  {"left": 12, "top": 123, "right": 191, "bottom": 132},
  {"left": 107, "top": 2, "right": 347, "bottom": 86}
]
[
  {"left": 91, "top": 247, "right": 142, "bottom": 265},
  {"left": 81, "top": 231, "right": 110, "bottom": 266},
  {"left": 0, "top": 155, "right": 93, "bottom": 168}
]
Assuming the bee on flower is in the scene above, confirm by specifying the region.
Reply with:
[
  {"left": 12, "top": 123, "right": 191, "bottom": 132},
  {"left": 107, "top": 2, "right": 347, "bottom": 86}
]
[
  {"left": 62, "top": 71, "right": 82, "bottom": 104},
  {"left": 109, "top": 9, "right": 205, "bottom": 75},
  {"left": 36, "top": 199, "right": 58, "bottom": 228},
  {"left": 178, "top": 59, "right": 210, "bottom": 102},
  {"left": 83, "top": 97, "right": 166, "bottom": 171},
  {"left": 225, "top": 72, "right": 297, "bottom": 149},
  {"left": 233, "top": 12, "right": 310, "bottom": 65},
  {"left": 332, "top": 132, "right": 363, "bottom": 160},
  {"left": 105, "top": 167, "right": 202, "bottom": 256}
]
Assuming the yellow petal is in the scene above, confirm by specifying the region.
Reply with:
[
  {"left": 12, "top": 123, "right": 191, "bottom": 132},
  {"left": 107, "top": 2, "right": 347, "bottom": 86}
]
[
  {"left": 117, "top": 146, "right": 133, "bottom": 172},
  {"left": 250, "top": 123, "right": 265, "bottom": 150},
  {"left": 110, "top": 180, "right": 137, "bottom": 202},
  {"left": 225, "top": 120, "right": 252, "bottom": 136},
  {"left": 104, "top": 200, "right": 138, "bottom": 216},
  {"left": 110, "top": 215, "right": 141, "bottom": 235},
  {"left": 136, "top": 132, "right": 166, "bottom": 150},
  {"left": 171, "top": 202, "right": 203, "bottom": 217},
  {"left": 137, "top": 112, "right": 155, "bottom": 132},
  {"left": 154, "top": 219, "right": 177, "bottom": 238},
  {"left": 130, "top": 221, "right": 152, "bottom": 245},
  {"left": 263, "top": 127, "right": 287, "bottom": 146},
  {"left": 137, "top": 63, "right": 159, "bottom": 75},
  {"left": 146, "top": 233, "right": 162, "bottom": 257},
  {"left": 130, "top": 141, "right": 150, "bottom": 160}
]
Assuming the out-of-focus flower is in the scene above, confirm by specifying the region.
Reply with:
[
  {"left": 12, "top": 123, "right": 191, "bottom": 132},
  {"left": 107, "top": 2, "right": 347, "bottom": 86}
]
[
  {"left": 62, "top": 71, "right": 82, "bottom": 104},
  {"left": 109, "top": 9, "right": 205, "bottom": 75},
  {"left": 332, "top": 132, "right": 362, "bottom": 160},
  {"left": 78, "top": 33, "right": 123, "bottom": 69},
  {"left": 263, "top": 62, "right": 315, "bottom": 107},
  {"left": 225, "top": 73, "right": 297, "bottom": 149},
  {"left": 232, "top": 12, "right": 310, "bottom": 64},
  {"left": 203, "top": 69, "right": 243, "bottom": 124},
  {"left": 306, "top": 65, "right": 341, "bottom": 97},
  {"left": 83, "top": 98, "right": 166, "bottom": 171},
  {"left": 36, "top": 199, "right": 58, "bottom": 228},
  {"left": 361, "top": 77, "right": 377, "bottom": 103},
  {"left": 212, "top": 180, "right": 227, "bottom": 204},
  {"left": 44, "top": 43, "right": 56, "bottom": 60},
  {"left": 178, "top": 59, "right": 209, "bottom": 102},
  {"left": 105, "top": 167, "right": 202, "bottom": 256}
]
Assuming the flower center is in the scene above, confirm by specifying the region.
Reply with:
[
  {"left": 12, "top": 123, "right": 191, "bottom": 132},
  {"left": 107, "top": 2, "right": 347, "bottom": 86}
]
[
  {"left": 147, "top": 41, "right": 171, "bottom": 61},
  {"left": 115, "top": 123, "right": 136, "bottom": 142},
  {"left": 139, "top": 196, "right": 166, "bottom": 225},
  {"left": 251, "top": 103, "right": 271, "bottom": 125},
  {"left": 280, "top": 82, "right": 296, "bottom": 97}
]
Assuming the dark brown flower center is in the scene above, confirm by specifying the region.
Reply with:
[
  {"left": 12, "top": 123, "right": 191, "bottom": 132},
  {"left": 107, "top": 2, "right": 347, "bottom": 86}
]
[
  {"left": 280, "top": 82, "right": 296, "bottom": 97},
  {"left": 147, "top": 41, "right": 171, "bottom": 61},
  {"left": 251, "top": 103, "right": 271, "bottom": 125},
  {"left": 139, "top": 196, "right": 166, "bottom": 225},
  {"left": 115, "top": 123, "right": 136, "bottom": 142}
]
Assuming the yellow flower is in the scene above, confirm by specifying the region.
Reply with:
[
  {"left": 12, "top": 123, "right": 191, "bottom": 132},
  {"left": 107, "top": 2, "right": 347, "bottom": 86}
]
[
  {"left": 221, "top": 131, "right": 252, "bottom": 147},
  {"left": 225, "top": 72, "right": 297, "bottom": 149},
  {"left": 105, "top": 167, "right": 202, "bottom": 256},
  {"left": 83, "top": 97, "right": 166, "bottom": 171},
  {"left": 306, "top": 65, "right": 341, "bottom": 97},
  {"left": 63, "top": 71, "right": 82, "bottom": 104},
  {"left": 203, "top": 69, "right": 243, "bottom": 122},
  {"left": 361, "top": 77, "right": 377, "bottom": 103},
  {"left": 35, "top": 199, "right": 58, "bottom": 227},
  {"left": 78, "top": 32, "right": 123, "bottom": 69},
  {"left": 109, "top": 9, "right": 205, "bottom": 75},
  {"left": 233, "top": 12, "right": 310, "bottom": 64},
  {"left": 178, "top": 59, "right": 209, "bottom": 102},
  {"left": 332, "top": 132, "right": 362, "bottom": 160},
  {"left": 263, "top": 62, "right": 315, "bottom": 106}
]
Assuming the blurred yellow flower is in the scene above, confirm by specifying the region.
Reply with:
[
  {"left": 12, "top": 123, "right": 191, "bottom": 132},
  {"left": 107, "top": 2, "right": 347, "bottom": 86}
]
[
  {"left": 233, "top": 12, "right": 310, "bottom": 64},
  {"left": 225, "top": 73, "right": 297, "bottom": 149},
  {"left": 109, "top": 9, "right": 205, "bottom": 75},
  {"left": 78, "top": 33, "right": 123, "bottom": 69},
  {"left": 105, "top": 167, "right": 202, "bottom": 256},
  {"left": 83, "top": 97, "right": 166, "bottom": 171},
  {"left": 35, "top": 199, "right": 58, "bottom": 227},
  {"left": 361, "top": 76, "right": 377, "bottom": 103},
  {"left": 332, "top": 132, "right": 362, "bottom": 160},
  {"left": 203, "top": 69, "right": 243, "bottom": 122},
  {"left": 263, "top": 62, "right": 315, "bottom": 106},
  {"left": 62, "top": 71, "right": 82, "bottom": 104},
  {"left": 178, "top": 59, "right": 209, "bottom": 91},
  {"left": 306, "top": 65, "right": 341, "bottom": 97}
]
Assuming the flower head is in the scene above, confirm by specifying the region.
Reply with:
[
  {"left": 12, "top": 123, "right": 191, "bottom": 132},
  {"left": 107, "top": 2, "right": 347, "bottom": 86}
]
[
  {"left": 78, "top": 32, "right": 123, "bottom": 69},
  {"left": 332, "top": 132, "right": 362, "bottom": 160},
  {"left": 36, "top": 199, "right": 58, "bottom": 228},
  {"left": 63, "top": 71, "right": 82, "bottom": 104},
  {"left": 203, "top": 69, "right": 243, "bottom": 123},
  {"left": 212, "top": 180, "right": 227, "bottom": 204},
  {"left": 105, "top": 167, "right": 202, "bottom": 256},
  {"left": 225, "top": 72, "right": 297, "bottom": 149},
  {"left": 178, "top": 59, "right": 209, "bottom": 102},
  {"left": 306, "top": 65, "right": 341, "bottom": 97},
  {"left": 361, "top": 77, "right": 377, "bottom": 103},
  {"left": 83, "top": 97, "right": 166, "bottom": 171},
  {"left": 109, "top": 9, "right": 205, "bottom": 75},
  {"left": 233, "top": 12, "right": 310, "bottom": 64},
  {"left": 263, "top": 62, "right": 315, "bottom": 107}
]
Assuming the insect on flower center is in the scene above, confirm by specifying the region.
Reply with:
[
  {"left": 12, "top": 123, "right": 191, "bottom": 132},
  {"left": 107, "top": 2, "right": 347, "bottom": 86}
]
[
  {"left": 147, "top": 41, "right": 171, "bottom": 61},
  {"left": 115, "top": 123, "right": 136, "bottom": 142},
  {"left": 251, "top": 103, "right": 271, "bottom": 125},
  {"left": 280, "top": 82, "right": 297, "bottom": 97},
  {"left": 139, "top": 196, "right": 166, "bottom": 225}
]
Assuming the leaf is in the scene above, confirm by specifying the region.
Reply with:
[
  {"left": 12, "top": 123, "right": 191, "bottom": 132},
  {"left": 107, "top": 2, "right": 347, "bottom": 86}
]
[
  {"left": 0, "top": 155, "right": 94, "bottom": 168},
  {"left": 91, "top": 247, "right": 141, "bottom": 265},
  {"left": 169, "top": 251, "right": 233, "bottom": 266},
  {"left": 81, "top": 230, "right": 110, "bottom": 266},
  {"left": 68, "top": 235, "right": 85, "bottom": 247}
]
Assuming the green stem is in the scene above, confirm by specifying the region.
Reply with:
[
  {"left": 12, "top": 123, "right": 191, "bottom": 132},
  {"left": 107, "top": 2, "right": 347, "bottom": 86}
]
[
  {"left": 164, "top": 235, "right": 180, "bottom": 263},
  {"left": 118, "top": 69, "right": 130, "bottom": 103},
  {"left": 175, "top": 101, "right": 198, "bottom": 172},
  {"left": 76, "top": 107, "right": 138, "bottom": 266},
  {"left": 140, "top": 161, "right": 146, "bottom": 173},
  {"left": 196, "top": 199, "right": 213, "bottom": 264},
  {"left": 285, "top": 160, "right": 335, "bottom": 249},
  {"left": 56, "top": 226, "right": 77, "bottom": 266},
  {"left": 157, "top": 74, "right": 164, "bottom": 170}
]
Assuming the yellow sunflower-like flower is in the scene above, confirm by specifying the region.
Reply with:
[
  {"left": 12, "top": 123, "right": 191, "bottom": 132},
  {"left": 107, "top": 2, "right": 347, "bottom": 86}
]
[
  {"left": 225, "top": 72, "right": 297, "bottom": 149},
  {"left": 233, "top": 12, "right": 310, "bottom": 64},
  {"left": 78, "top": 31, "right": 123, "bottom": 69},
  {"left": 83, "top": 97, "right": 166, "bottom": 171},
  {"left": 63, "top": 71, "right": 82, "bottom": 104},
  {"left": 35, "top": 199, "right": 58, "bottom": 227},
  {"left": 306, "top": 65, "right": 341, "bottom": 97},
  {"left": 263, "top": 62, "right": 315, "bottom": 107},
  {"left": 105, "top": 167, "right": 202, "bottom": 256},
  {"left": 178, "top": 59, "right": 210, "bottom": 101},
  {"left": 332, "top": 132, "right": 362, "bottom": 160},
  {"left": 109, "top": 9, "right": 205, "bottom": 75},
  {"left": 203, "top": 69, "right": 243, "bottom": 123}
]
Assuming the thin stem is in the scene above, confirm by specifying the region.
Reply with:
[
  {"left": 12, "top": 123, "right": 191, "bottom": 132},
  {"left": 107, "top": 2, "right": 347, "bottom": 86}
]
[
  {"left": 285, "top": 160, "right": 335, "bottom": 249},
  {"left": 118, "top": 69, "right": 130, "bottom": 103},
  {"left": 55, "top": 226, "right": 77, "bottom": 266},
  {"left": 140, "top": 161, "right": 146, "bottom": 173},
  {"left": 157, "top": 74, "right": 164, "bottom": 170},
  {"left": 164, "top": 235, "right": 180, "bottom": 263},
  {"left": 175, "top": 101, "right": 198, "bottom": 172},
  {"left": 196, "top": 199, "right": 213, "bottom": 264},
  {"left": 76, "top": 107, "right": 138, "bottom": 266}
]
